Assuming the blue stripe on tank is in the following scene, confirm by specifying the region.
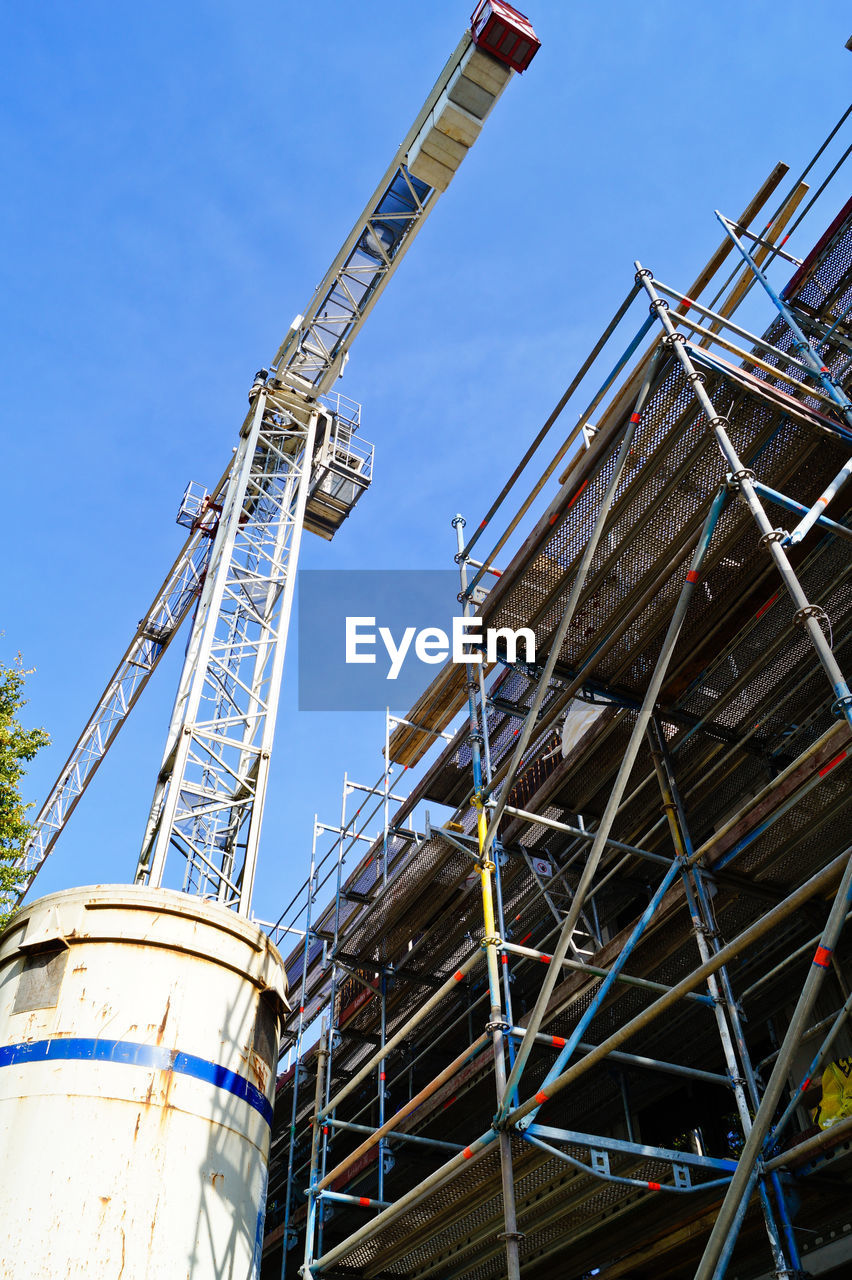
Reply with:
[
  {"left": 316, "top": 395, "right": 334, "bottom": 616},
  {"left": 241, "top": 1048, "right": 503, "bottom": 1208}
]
[{"left": 0, "top": 1037, "right": 273, "bottom": 1127}]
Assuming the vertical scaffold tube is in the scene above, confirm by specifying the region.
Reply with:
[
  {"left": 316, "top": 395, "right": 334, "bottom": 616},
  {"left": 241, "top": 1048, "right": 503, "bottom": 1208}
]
[
  {"left": 302, "top": 1023, "right": 329, "bottom": 1280},
  {"left": 281, "top": 820, "right": 319, "bottom": 1273},
  {"left": 647, "top": 719, "right": 794, "bottom": 1277},
  {"left": 453, "top": 514, "right": 522, "bottom": 1280},
  {"left": 635, "top": 262, "right": 852, "bottom": 733},
  {"left": 495, "top": 424, "right": 721, "bottom": 1125},
  {"left": 694, "top": 855, "right": 852, "bottom": 1280},
  {"left": 714, "top": 212, "right": 852, "bottom": 546}
]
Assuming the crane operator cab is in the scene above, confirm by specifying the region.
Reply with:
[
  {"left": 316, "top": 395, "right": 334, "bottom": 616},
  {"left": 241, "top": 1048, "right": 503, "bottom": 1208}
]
[{"left": 304, "top": 392, "right": 373, "bottom": 540}]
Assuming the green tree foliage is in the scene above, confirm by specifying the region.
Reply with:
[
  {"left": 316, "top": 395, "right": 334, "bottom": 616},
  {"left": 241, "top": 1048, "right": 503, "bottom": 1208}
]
[{"left": 0, "top": 658, "right": 49, "bottom": 929}]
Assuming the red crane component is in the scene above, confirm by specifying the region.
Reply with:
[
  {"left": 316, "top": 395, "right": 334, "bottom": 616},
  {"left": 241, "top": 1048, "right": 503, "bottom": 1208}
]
[{"left": 470, "top": 0, "right": 540, "bottom": 72}]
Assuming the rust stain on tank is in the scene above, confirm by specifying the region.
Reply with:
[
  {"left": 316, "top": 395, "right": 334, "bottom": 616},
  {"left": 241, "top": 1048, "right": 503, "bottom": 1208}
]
[
  {"left": 156, "top": 995, "right": 171, "bottom": 1045},
  {"left": 250, "top": 1050, "right": 269, "bottom": 1094},
  {"left": 133, "top": 1112, "right": 141, "bottom": 1141},
  {"left": 157, "top": 1063, "right": 176, "bottom": 1128}
]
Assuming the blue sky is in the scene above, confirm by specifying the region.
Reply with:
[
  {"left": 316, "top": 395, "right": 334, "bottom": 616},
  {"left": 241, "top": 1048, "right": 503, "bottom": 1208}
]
[{"left": 3, "top": 2, "right": 851, "bottom": 924}]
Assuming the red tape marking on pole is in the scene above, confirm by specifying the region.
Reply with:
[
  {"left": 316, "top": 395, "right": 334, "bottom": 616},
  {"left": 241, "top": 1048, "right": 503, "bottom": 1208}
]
[
  {"left": 535, "top": 1091, "right": 548, "bottom": 1105},
  {"left": 814, "top": 946, "right": 832, "bottom": 968},
  {"left": 566, "top": 479, "right": 589, "bottom": 512},
  {"left": 630, "top": 411, "right": 641, "bottom": 424},
  {"left": 647, "top": 1181, "right": 662, "bottom": 1191},
  {"left": 819, "top": 750, "right": 848, "bottom": 777},
  {"left": 686, "top": 569, "right": 699, "bottom": 583},
  {"left": 755, "top": 592, "right": 779, "bottom": 620},
  {"left": 463, "top": 1146, "right": 474, "bottom": 1160},
  {"left": 359, "top": 1196, "right": 371, "bottom": 1206},
  {"left": 453, "top": 971, "right": 464, "bottom": 982},
  {"left": 552, "top": 1035, "right": 566, "bottom": 1048}
]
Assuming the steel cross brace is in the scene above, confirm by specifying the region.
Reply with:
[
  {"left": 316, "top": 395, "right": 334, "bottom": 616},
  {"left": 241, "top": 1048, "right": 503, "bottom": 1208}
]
[
  {"left": 526, "top": 1122, "right": 736, "bottom": 1173},
  {"left": 495, "top": 485, "right": 727, "bottom": 1124},
  {"left": 694, "top": 853, "right": 852, "bottom": 1280},
  {"left": 716, "top": 210, "right": 852, "bottom": 545}
]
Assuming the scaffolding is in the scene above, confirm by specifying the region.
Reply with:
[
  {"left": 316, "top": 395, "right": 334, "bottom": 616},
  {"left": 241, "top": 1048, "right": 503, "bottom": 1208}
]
[{"left": 262, "top": 117, "right": 852, "bottom": 1280}]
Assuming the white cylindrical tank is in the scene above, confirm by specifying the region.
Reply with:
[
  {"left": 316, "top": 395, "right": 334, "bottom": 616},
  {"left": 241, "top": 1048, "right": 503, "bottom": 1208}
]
[{"left": 0, "top": 884, "right": 287, "bottom": 1279}]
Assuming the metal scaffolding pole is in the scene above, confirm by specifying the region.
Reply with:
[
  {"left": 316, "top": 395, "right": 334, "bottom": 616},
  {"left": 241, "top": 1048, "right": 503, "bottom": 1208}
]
[
  {"left": 453, "top": 513, "right": 522, "bottom": 1280},
  {"left": 647, "top": 718, "right": 794, "bottom": 1277},
  {"left": 714, "top": 213, "right": 852, "bottom": 543},
  {"left": 635, "top": 263, "right": 852, "bottom": 734},
  {"left": 497, "top": 484, "right": 727, "bottom": 1124},
  {"left": 694, "top": 854, "right": 852, "bottom": 1280},
  {"left": 280, "top": 818, "right": 319, "bottom": 1268},
  {"left": 506, "top": 850, "right": 851, "bottom": 1125},
  {"left": 480, "top": 342, "right": 663, "bottom": 859},
  {"left": 301, "top": 1022, "right": 329, "bottom": 1280}
]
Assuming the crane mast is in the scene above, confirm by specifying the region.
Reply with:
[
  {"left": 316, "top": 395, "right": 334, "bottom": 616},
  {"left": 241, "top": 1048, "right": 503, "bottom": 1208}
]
[{"left": 16, "top": 8, "right": 540, "bottom": 916}]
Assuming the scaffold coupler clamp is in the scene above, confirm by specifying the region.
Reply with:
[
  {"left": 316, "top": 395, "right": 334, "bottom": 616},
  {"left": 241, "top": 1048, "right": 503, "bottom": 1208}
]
[
  {"left": 725, "top": 464, "right": 755, "bottom": 492},
  {"left": 793, "top": 603, "right": 830, "bottom": 629},
  {"left": 498, "top": 1231, "right": 527, "bottom": 1244},
  {"left": 481, "top": 933, "right": 502, "bottom": 949},
  {"left": 634, "top": 266, "right": 653, "bottom": 283},
  {"left": 662, "top": 330, "right": 686, "bottom": 349},
  {"left": 486, "top": 1016, "right": 510, "bottom": 1033},
  {"left": 649, "top": 296, "right": 669, "bottom": 315},
  {"left": 759, "top": 527, "right": 789, "bottom": 547},
  {"left": 831, "top": 692, "right": 852, "bottom": 718}
]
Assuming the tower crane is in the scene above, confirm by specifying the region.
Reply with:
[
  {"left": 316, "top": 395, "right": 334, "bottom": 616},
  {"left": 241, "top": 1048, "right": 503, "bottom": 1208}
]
[{"left": 14, "top": 3, "right": 540, "bottom": 918}]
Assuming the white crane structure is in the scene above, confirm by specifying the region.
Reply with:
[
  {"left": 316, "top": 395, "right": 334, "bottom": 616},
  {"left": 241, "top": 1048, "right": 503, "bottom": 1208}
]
[{"left": 14, "top": 3, "right": 540, "bottom": 918}]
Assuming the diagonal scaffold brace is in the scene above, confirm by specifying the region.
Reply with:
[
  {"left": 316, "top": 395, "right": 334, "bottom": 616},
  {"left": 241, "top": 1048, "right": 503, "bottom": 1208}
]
[
  {"left": 635, "top": 262, "right": 852, "bottom": 732},
  {"left": 694, "top": 852, "right": 852, "bottom": 1280},
  {"left": 715, "top": 210, "right": 852, "bottom": 545},
  {"left": 487, "top": 340, "right": 730, "bottom": 1123}
]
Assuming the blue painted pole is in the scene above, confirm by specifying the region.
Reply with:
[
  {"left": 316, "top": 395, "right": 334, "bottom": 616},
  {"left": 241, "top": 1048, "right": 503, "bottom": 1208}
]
[
  {"left": 767, "top": 986, "right": 852, "bottom": 1152},
  {"left": 649, "top": 716, "right": 794, "bottom": 1277},
  {"left": 516, "top": 854, "right": 683, "bottom": 1130},
  {"left": 694, "top": 855, "right": 852, "bottom": 1280},
  {"left": 752, "top": 478, "right": 852, "bottom": 543}
]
